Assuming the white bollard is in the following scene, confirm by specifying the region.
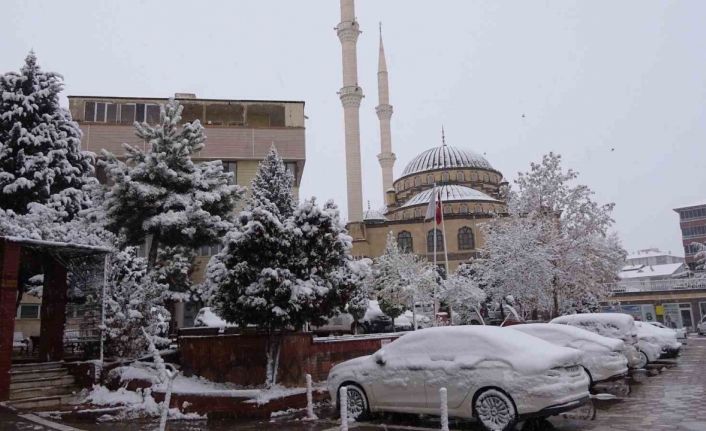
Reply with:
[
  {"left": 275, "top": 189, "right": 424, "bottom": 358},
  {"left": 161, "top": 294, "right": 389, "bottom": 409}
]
[
  {"left": 439, "top": 387, "right": 449, "bottom": 431},
  {"left": 339, "top": 386, "right": 348, "bottom": 431},
  {"left": 305, "top": 373, "right": 318, "bottom": 420}
]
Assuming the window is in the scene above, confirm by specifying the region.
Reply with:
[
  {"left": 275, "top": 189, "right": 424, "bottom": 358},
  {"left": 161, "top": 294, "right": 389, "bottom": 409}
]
[
  {"left": 106, "top": 103, "right": 118, "bottom": 122},
  {"left": 146, "top": 104, "right": 160, "bottom": 123},
  {"left": 681, "top": 208, "right": 706, "bottom": 220},
  {"left": 682, "top": 225, "right": 706, "bottom": 238},
  {"left": 398, "top": 231, "right": 413, "bottom": 253},
  {"left": 457, "top": 171, "right": 465, "bottom": 182},
  {"left": 223, "top": 161, "right": 237, "bottom": 184},
  {"left": 442, "top": 172, "right": 449, "bottom": 182},
  {"left": 18, "top": 304, "right": 40, "bottom": 319},
  {"left": 120, "top": 104, "right": 136, "bottom": 124},
  {"left": 459, "top": 204, "right": 469, "bottom": 214},
  {"left": 427, "top": 229, "right": 444, "bottom": 252},
  {"left": 427, "top": 174, "right": 434, "bottom": 185},
  {"left": 136, "top": 103, "right": 146, "bottom": 122},
  {"left": 96, "top": 103, "right": 106, "bottom": 121},
  {"left": 285, "top": 162, "right": 297, "bottom": 182},
  {"left": 84, "top": 102, "right": 95, "bottom": 121},
  {"left": 414, "top": 207, "right": 423, "bottom": 218},
  {"left": 458, "top": 227, "right": 475, "bottom": 250}
]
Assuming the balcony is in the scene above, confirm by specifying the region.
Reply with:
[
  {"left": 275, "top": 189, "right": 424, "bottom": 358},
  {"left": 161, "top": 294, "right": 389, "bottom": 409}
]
[{"left": 610, "top": 277, "right": 706, "bottom": 293}]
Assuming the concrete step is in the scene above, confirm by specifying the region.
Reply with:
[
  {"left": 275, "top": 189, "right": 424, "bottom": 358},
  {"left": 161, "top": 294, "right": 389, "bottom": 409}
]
[
  {"left": 10, "top": 368, "right": 67, "bottom": 382},
  {"left": 6, "top": 394, "right": 74, "bottom": 411},
  {"left": 10, "top": 384, "right": 76, "bottom": 401},
  {"left": 10, "top": 375, "right": 75, "bottom": 391},
  {"left": 11, "top": 361, "right": 64, "bottom": 371}
]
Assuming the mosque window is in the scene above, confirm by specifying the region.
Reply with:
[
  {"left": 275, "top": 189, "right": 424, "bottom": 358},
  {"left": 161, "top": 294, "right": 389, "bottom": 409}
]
[
  {"left": 414, "top": 207, "right": 423, "bottom": 218},
  {"left": 458, "top": 227, "right": 475, "bottom": 250},
  {"left": 444, "top": 204, "right": 452, "bottom": 214},
  {"left": 398, "top": 231, "right": 413, "bottom": 253},
  {"left": 427, "top": 174, "right": 435, "bottom": 185},
  {"left": 404, "top": 210, "right": 412, "bottom": 220},
  {"left": 414, "top": 176, "right": 421, "bottom": 187},
  {"left": 457, "top": 171, "right": 465, "bottom": 182},
  {"left": 427, "top": 229, "right": 444, "bottom": 252},
  {"left": 442, "top": 172, "right": 450, "bottom": 182},
  {"left": 483, "top": 173, "right": 490, "bottom": 182},
  {"left": 460, "top": 204, "right": 469, "bottom": 214},
  {"left": 470, "top": 172, "right": 478, "bottom": 182}
]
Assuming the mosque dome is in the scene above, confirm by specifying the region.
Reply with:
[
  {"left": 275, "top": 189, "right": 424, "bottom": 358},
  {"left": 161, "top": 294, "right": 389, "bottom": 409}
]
[
  {"left": 400, "top": 184, "right": 499, "bottom": 209},
  {"left": 401, "top": 145, "right": 494, "bottom": 178}
]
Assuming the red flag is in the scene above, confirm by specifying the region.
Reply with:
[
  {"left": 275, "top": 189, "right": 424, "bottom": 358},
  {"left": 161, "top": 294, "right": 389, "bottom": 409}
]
[{"left": 435, "top": 191, "right": 442, "bottom": 225}]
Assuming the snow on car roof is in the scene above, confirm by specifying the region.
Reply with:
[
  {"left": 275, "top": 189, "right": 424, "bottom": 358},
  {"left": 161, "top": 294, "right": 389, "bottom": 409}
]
[
  {"left": 509, "top": 323, "right": 624, "bottom": 352},
  {"left": 550, "top": 313, "right": 636, "bottom": 341},
  {"left": 382, "top": 325, "right": 580, "bottom": 374}
]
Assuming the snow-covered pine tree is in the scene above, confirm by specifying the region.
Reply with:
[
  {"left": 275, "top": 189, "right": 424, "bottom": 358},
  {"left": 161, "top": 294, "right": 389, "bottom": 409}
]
[
  {"left": 104, "top": 247, "right": 170, "bottom": 358},
  {"left": 0, "top": 52, "right": 94, "bottom": 219},
  {"left": 287, "top": 198, "right": 358, "bottom": 327},
  {"left": 250, "top": 146, "right": 296, "bottom": 217},
  {"left": 101, "top": 99, "right": 242, "bottom": 268}
]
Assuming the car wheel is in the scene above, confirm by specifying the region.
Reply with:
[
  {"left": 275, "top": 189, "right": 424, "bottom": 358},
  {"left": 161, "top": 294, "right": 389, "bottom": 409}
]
[
  {"left": 339, "top": 384, "right": 369, "bottom": 421},
  {"left": 636, "top": 351, "right": 648, "bottom": 369},
  {"left": 474, "top": 388, "right": 517, "bottom": 431}
]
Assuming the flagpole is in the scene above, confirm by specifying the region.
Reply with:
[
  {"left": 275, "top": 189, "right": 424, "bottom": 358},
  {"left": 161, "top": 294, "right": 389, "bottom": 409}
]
[{"left": 432, "top": 184, "right": 438, "bottom": 326}]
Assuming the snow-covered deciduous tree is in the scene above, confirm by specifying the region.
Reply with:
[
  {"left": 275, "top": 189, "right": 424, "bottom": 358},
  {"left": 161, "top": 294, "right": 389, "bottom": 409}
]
[
  {"left": 101, "top": 99, "right": 242, "bottom": 268},
  {"left": 345, "top": 258, "right": 372, "bottom": 334},
  {"left": 441, "top": 263, "right": 486, "bottom": 324},
  {"left": 0, "top": 52, "right": 95, "bottom": 219},
  {"left": 371, "top": 233, "right": 437, "bottom": 330},
  {"left": 104, "top": 247, "right": 170, "bottom": 358},
  {"left": 474, "top": 153, "right": 626, "bottom": 317}
]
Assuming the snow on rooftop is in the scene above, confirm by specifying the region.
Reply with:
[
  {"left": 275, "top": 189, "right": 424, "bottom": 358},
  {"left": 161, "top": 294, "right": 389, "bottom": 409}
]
[
  {"left": 674, "top": 201, "right": 706, "bottom": 210},
  {"left": 625, "top": 249, "right": 681, "bottom": 260},
  {"left": 618, "top": 262, "right": 686, "bottom": 279},
  {"left": 401, "top": 184, "right": 499, "bottom": 209},
  {"left": 401, "top": 145, "right": 495, "bottom": 177},
  {"left": 363, "top": 207, "right": 387, "bottom": 222}
]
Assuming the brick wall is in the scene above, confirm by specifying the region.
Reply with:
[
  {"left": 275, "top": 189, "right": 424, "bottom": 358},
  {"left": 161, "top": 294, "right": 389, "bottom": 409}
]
[{"left": 179, "top": 329, "right": 401, "bottom": 387}]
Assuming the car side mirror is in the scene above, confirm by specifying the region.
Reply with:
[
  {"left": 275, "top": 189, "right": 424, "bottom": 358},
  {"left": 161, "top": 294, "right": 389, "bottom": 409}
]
[{"left": 374, "top": 351, "right": 386, "bottom": 366}]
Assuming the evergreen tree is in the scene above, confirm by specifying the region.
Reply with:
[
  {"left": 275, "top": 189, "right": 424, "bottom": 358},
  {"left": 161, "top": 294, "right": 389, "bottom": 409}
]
[
  {"left": 345, "top": 258, "right": 372, "bottom": 334},
  {"left": 102, "top": 99, "right": 242, "bottom": 267},
  {"left": 104, "top": 247, "right": 170, "bottom": 358},
  {"left": 250, "top": 146, "right": 296, "bottom": 217},
  {"left": 0, "top": 52, "right": 94, "bottom": 219},
  {"left": 208, "top": 152, "right": 357, "bottom": 385}
]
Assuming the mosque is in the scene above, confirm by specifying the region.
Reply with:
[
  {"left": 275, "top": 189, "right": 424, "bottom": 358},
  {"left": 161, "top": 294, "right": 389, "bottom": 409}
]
[{"left": 335, "top": 0, "right": 508, "bottom": 273}]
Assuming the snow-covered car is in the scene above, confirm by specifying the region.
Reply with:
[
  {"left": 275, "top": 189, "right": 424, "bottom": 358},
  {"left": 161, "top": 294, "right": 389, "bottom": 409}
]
[
  {"left": 549, "top": 313, "right": 651, "bottom": 369},
  {"left": 635, "top": 321, "right": 681, "bottom": 358},
  {"left": 508, "top": 323, "right": 628, "bottom": 384},
  {"left": 647, "top": 321, "right": 687, "bottom": 343},
  {"left": 327, "top": 326, "right": 590, "bottom": 431},
  {"left": 698, "top": 315, "right": 706, "bottom": 336}
]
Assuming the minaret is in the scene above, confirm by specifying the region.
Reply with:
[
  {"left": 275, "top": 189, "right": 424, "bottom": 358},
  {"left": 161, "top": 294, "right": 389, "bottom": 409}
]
[
  {"left": 336, "top": 0, "right": 364, "bottom": 224},
  {"left": 376, "top": 23, "right": 396, "bottom": 201}
]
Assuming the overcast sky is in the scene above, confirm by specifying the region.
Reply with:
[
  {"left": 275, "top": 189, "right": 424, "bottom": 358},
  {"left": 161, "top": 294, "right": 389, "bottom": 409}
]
[{"left": 3, "top": 0, "right": 706, "bottom": 257}]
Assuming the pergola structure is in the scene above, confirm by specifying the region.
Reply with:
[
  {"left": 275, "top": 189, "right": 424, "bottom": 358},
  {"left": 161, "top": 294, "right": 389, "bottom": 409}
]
[{"left": 0, "top": 236, "right": 111, "bottom": 401}]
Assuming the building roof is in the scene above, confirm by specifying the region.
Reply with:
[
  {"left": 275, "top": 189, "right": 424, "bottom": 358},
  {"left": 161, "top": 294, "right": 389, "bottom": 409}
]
[
  {"left": 674, "top": 201, "right": 706, "bottom": 211},
  {"left": 400, "top": 145, "right": 495, "bottom": 178},
  {"left": 618, "top": 262, "right": 686, "bottom": 280},
  {"left": 626, "top": 249, "right": 683, "bottom": 261},
  {"left": 68, "top": 95, "right": 305, "bottom": 105},
  {"left": 363, "top": 207, "right": 387, "bottom": 222},
  {"left": 401, "top": 184, "right": 499, "bottom": 209}
]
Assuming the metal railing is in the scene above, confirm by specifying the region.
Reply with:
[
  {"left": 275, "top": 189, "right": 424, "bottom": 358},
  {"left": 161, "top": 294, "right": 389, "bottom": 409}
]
[{"left": 610, "top": 277, "right": 706, "bottom": 293}]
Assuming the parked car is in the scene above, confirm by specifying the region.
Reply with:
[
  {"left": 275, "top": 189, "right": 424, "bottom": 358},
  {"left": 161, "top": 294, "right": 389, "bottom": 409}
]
[
  {"left": 635, "top": 321, "right": 681, "bottom": 358},
  {"left": 508, "top": 323, "right": 628, "bottom": 385},
  {"left": 698, "top": 315, "right": 706, "bottom": 336},
  {"left": 647, "top": 321, "right": 687, "bottom": 343},
  {"left": 549, "top": 313, "right": 655, "bottom": 369},
  {"left": 327, "top": 326, "right": 590, "bottom": 431}
]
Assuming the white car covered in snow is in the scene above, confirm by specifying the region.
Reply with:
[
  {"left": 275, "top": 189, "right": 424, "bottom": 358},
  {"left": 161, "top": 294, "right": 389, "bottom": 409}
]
[
  {"left": 699, "top": 315, "right": 706, "bottom": 336},
  {"left": 549, "top": 313, "right": 655, "bottom": 369},
  {"left": 327, "top": 326, "right": 590, "bottom": 431},
  {"left": 647, "top": 321, "right": 687, "bottom": 343},
  {"left": 508, "top": 323, "right": 628, "bottom": 385},
  {"left": 635, "top": 321, "right": 681, "bottom": 358}
]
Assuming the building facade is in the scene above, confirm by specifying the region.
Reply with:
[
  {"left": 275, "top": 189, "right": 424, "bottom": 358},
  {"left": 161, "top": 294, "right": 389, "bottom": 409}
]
[{"left": 674, "top": 203, "right": 706, "bottom": 270}]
